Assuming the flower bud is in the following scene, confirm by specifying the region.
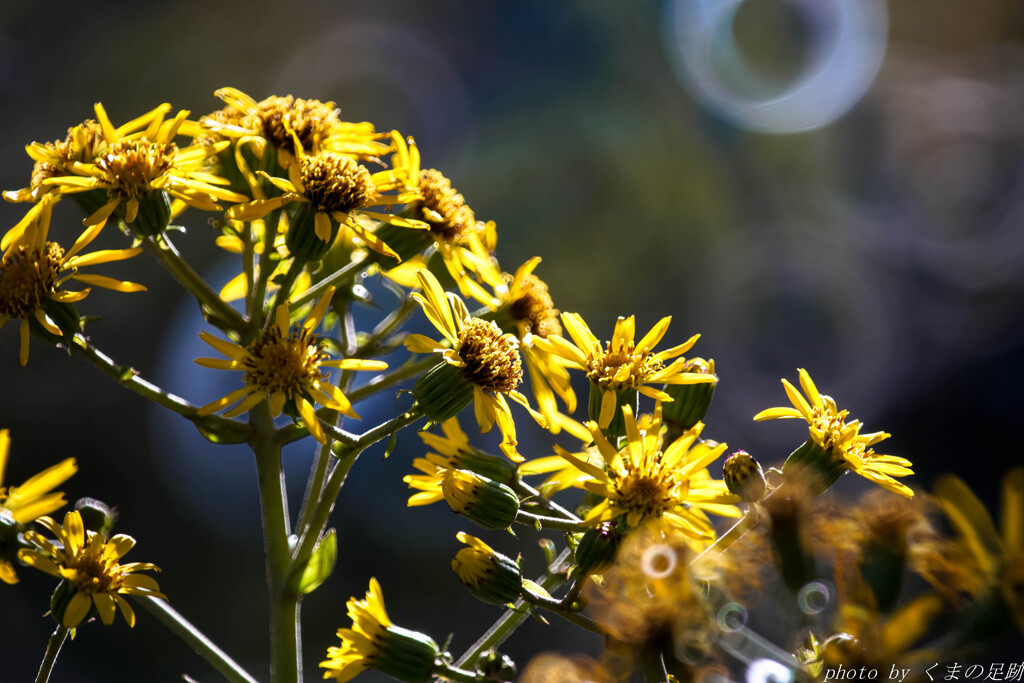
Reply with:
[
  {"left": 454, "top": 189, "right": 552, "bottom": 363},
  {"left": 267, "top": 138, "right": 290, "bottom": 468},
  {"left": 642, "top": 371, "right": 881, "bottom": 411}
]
[
  {"left": 452, "top": 532, "right": 523, "bottom": 605},
  {"left": 661, "top": 358, "right": 717, "bottom": 432},
  {"left": 75, "top": 498, "right": 118, "bottom": 539},
  {"left": 478, "top": 649, "right": 517, "bottom": 682},
  {"left": 413, "top": 361, "right": 475, "bottom": 423},
  {"left": 722, "top": 450, "right": 767, "bottom": 503},
  {"left": 442, "top": 470, "right": 519, "bottom": 530},
  {"left": 447, "top": 448, "right": 518, "bottom": 486},
  {"left": 372, "top": 625, "right": 441, "bottom": 683},
  {"left": 574, "top": 521, "right": 622, "bottom": 575},
  {"left": 369, "top": 221, "right": 432, "bottom": 267}
]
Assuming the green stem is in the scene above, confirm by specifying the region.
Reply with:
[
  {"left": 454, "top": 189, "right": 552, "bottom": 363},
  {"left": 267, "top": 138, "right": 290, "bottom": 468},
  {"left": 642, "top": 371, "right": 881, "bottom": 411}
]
[
  {"left": 350, "top": 296, "right": 417, "bottom": 359},
  {"left": 71, "top": 335, "right": 250, "bottom": 443},
  {"left": 242, "top": 220, "right": 256, "bottom": 322},
  {"left": 286, "top": 408, "right": 425, "bottom": 593},
  {"left": 249, "top": 209, "right": 281, "bottom": 335},
  {"left": 289, "top": 254, "right": 369, "bottom": 309},
  {"left": 344, "top": 356, "right": 437, "bottom": 405},
  {"left": 455, "top": 548, "right": 573, "bottom": 668},
  {"left": 34, "top": 625, "right": 68, "bottom": 683},
  {"left": 435, "top": 663, "right": 482, "bottom": 683},
  {"left": 520, "top": 591, "right": 604, "bottom": 635},
  {"left": 142, "top": 233, "right": 246, "bottom": 335},
  {"left": 265, "top": 258, "right": 305, "bottom": 333},
  {"left": 135, "top": 595, "right": 260, "bottom": 683},
  {"left": 514, "top": 510, "right": 592, "bottom": 532},
  {"left": 693, "top": 502, "right": 766, "bottom": 567},
  {"left": 513, "top": 481, "right": 581, "bottom": 522},
  {"left": 251, "top": 404, "right": 299, "bottom": 683}
]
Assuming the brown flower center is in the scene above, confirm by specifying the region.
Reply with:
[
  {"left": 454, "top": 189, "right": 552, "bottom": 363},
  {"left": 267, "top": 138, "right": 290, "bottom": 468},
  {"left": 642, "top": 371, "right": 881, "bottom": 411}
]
[
  {"left": 243, "top": 324, "right": 329, "bottom": 397},
  {"left": 298, "top": 152, "right": 375, "bottom": 214},
  {"left": 95, "top": 139, "right": 176, "bottom": 199},
  {"left": 587, "top": 341, "right": 664, "bottom": 390},
  {"left": 615, "top": 467, "right": 683, "bottom": 520},
  {"left": 255, "top": 95, "right": 339, "bottom": 155},
  {"left": 507, "top": 272, "right": 560, "bottom": 338},
  {"left": 418, "top": 169, "right": 477, "bottom": 243},
  {"left": 0, "top": 242, "right": 64, "bottom": 318},
  {"left": 457, "top": 318, "right": 522, "bottom": 393}
]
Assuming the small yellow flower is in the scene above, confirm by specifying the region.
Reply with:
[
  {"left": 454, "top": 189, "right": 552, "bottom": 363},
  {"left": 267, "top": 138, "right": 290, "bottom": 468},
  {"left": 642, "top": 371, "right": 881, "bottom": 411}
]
[
  {"left": 754, "top": 369, "right": 914, "bottom": 498},
  {"left": 195, "top": 286, "right": 387, "bottom": 443},
  {"left": 226, "top": 136, "right": 426, "bottom": 260},
  {"left": 320, "top": 577, "right": 439, "bottom": 683},
  {"left": 533, "top": 312, "right": 715, "bottom": 430},
  {"left": 0, "top": 429, "right": 77, "bottom": 584},
  {"left": 207, "top": 87, "right": 391, "bottom": 172},
  {"left": 17, "top": 510, "right": 165, "bottom": 628},
  {"left": 404, "top": 269, "right": 546, "bottom": 460},
  {"left": 556, "top": 404, "right": 740, "bottom": 541},
  {"left": 39, "top": 102, "right": 247, "bottom": 233},
  {"left": 1, "top": 195, "right": 146, "bottom": 365}
]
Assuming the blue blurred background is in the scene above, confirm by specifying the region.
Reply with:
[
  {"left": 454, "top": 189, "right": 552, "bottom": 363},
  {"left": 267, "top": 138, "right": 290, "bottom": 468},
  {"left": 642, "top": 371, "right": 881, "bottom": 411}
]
[{"left": 2, "top": 0, "right": 1023, "bottom": 679}]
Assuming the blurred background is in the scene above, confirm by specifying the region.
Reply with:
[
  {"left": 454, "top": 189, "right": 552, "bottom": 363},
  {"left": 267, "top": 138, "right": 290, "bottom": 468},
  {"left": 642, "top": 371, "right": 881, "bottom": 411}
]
[{"left": 2, "top": 0, "right": 1023, "bottom": 679}]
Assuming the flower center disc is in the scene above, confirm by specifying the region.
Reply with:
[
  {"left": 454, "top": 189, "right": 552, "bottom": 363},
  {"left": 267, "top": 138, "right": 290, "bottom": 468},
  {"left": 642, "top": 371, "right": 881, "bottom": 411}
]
[
  {"left": 458, "top": 318, "right": 522, "bottom": 393},
  {"left": 96, "top": 139, "right": 176, "bottom": 199},
  {"left": 299, "top": 153, "right": 374, "bottom": 214},
  {"left": 0, "top": 242, "right": 63, "bottom": 318},
  {"left": 243, "top": 326, "right": 328, "bottom": 396}
]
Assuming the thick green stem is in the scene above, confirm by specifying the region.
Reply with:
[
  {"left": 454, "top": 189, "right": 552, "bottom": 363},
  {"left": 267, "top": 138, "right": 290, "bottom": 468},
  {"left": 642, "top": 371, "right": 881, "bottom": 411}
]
[
  {"left": 435, "top": 663, "right": 482, "bottom": 683},
  {"left": 242, "top": 221, "right": 256, "bottom": 322},
  {"left": 142, "top": 234, "right": 246, "bottom": 335},
  {"left": 455, "top": 548, "right": 573, "bottom": 668},
  {"left": 135, "top": 595, "right": 260, "bottom": 683},
  {"left": 252, "top": 405, "right": 299, "bottom": 683},
  {"left": 34, "top": 626, "right": 68, "bottom": 683},
  {"left": 344, "top": 356, "right": 437, "bottom": 405},
  {"left": 71, "top": 335, "right": 250, "bottom": 444}
]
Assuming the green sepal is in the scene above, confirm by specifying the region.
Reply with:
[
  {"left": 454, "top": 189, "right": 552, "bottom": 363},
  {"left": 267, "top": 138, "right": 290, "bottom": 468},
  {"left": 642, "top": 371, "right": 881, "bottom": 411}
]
[
  {"left": 372, "top": 625, "right": 440, "bottom": 683},
  {"left": 462, "top": 552, "right": 522, "bottom": 605},
  {"left": 285, "top": 202, "right": 335, "bottom": 263},
  {"left": 70, "top": 189, "right": 112, "bottom": 218},
  {"left": 575, "top": 521, "right": 622, "bottom": 574},
  {"left": 661, "top": 378, "right": 717, "bottom": 432},
  {"left": 120, "top": 190, "right": 172, "bottom": 237},
  {"left": 413, "top": 361, "right": 474, "bottom": 423},
  {"left": 782, "top": 439, "right": 846, "bottom": 496},
  {"left": 298, "top": 528, "right": 337, "bottom": 595},
  {"left": 368, "top": 220, "right": 433, "bottom": 268},
  {"left": 587, "top": 381, "right": 637, "bottom": 438}
]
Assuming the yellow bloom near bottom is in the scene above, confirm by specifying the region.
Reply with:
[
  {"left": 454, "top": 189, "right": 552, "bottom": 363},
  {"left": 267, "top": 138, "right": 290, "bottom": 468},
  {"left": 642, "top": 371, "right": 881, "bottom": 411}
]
[
  {"left": 320, "top": 577, "right": 439, "bottom": 683},
  {"left": 18, "top": 510, "right": 164, "bottom": 628}
]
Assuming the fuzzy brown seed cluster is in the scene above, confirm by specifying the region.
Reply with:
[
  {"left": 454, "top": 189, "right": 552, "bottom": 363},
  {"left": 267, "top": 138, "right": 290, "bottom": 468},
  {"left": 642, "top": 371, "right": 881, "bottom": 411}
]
[
  {"left": 457, "top": 318, "right": 523, "bottom": 393},
  {"left": 417, "top": 169, "right": 477, "bottom": 243},
  {"left": 255, "top": 95, "right": 339, "bottom": 155},
  {"left": 508, "top": 272, "right": 561, "bottom": 338},
  {"left": 0, "top": 242, "right": 64, "bottom": 318},
  {"left": 299, "top": 152, "right": 375, "bottom": 214},
  {"left": 243, "top": 325, "right": 328, "bottom": 396},
  {"left": 96, "top": 139, "right": 176, "bottom": 199}
]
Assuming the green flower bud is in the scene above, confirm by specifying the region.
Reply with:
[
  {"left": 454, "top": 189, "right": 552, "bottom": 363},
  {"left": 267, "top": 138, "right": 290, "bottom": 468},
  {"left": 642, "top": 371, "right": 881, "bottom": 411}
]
[
  {"left": 661, "top": 358, "right": 717, "bottom": 432},
  {"left": 477, "top": 649, "right": 517, "bottom": 682},
  {"left": 574, "top": 521, "right": 623, "bottom": 575},
  {"left": 413, "top": 361, "right": 475, "bottom": 423},
  {"left": 442, "top": 470, "right": 520, "bottom": 530},
  {"left": 452, "top": 532, "right": 523, "bottom": 605},
  {"left": 447, "top": 448, "right": 518, "bottom": 486},
  {"left": 75, "top": 498, "right": 118, "bottom": 539},
  {"left": 722, "top": 450, "right": 767, "bottom": 503},
  {"left": 369, "top": 220, "right": 433, "bottom": 267}
]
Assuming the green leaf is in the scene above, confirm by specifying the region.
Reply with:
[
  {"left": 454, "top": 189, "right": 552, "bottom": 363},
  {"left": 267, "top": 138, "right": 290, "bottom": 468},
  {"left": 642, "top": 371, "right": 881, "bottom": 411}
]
[{"left": 298, "top": 528, "right": 337, "bottom": 594}]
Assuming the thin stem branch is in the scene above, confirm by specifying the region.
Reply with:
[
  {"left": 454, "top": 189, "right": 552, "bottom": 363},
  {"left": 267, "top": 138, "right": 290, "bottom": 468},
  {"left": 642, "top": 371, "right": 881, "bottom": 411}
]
[
  {"left": 70, "top": 335, "right": 250, "bottom": 443},
  {"left": 136, "top": 595, "right": 260, "bottom": 683},
  {"left": 265, "top": 258, "right": 305, "bottom": 333},
  {"left": 288, "top": 254, "right": 369, "bottom": 309},
  {"left": 344, "top": 356, "right": 436, "bottom": 405},
  {"left": 515, "top": 510, "right": 592, "bottom": 532},
  {"left": 455, "top": 548, "right": 574, "bottom": 669},
  {"left": 350, "top": 296, "right": 417, "bottom": 359},
  {"left": 513, "top": 480, "right": 582, "bottom": 522},
  {"left": 242, "top": 221, "right": 256, "bottom": 322},
  {"left": 435, "top": 663, "right": 481, "bottom": 683},
  {"left": 34, "top": 625, "right": 68, "bottom": 683},
  {"left": 520, "top": 591, "right": 604, "bottom": 635},
  {"left": 142, "top": 233, "right": 246, "bottom": 335}
]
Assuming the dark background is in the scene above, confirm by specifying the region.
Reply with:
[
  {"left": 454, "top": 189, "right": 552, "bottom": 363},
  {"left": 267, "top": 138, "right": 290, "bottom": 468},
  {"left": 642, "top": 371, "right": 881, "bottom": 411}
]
[{"left": 2, "top": 0, "right": 1023, "bottom": 680}]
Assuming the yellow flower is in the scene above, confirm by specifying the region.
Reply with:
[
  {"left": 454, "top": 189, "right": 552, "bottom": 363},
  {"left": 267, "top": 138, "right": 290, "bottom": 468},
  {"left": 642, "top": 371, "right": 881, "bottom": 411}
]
[
  {"left": 934, "top": 468, "right": 1024, "bottom": 634},
  {"left": 225, "top": 136, "right": 426, "bottom": 260},
  {"left": 0, "top": 429, "right": 77, "bottom": 584},
  {"left": 195, "top": 286, "right": 387, "bottom": 443},
  {"left": 320, "top": 577, "right": 439, "bottom": 683},
  {"left": 753, "top": 369, "right": 914, "bottom": 498},
  {"left": 39, "top": 102, "right": 246, "bottom": 234},
  {"left": 17, "top": 510, "right": 165, "bottom": 628},
  {"left": 533, "top": 312, "right": 714, "bottom": 430},
  {"left": 4, "top": 105, "right": 167, "bottom": 204},
  {"left": 556, "top": 404, "right": 740, "bottom": 540},
  {"left": 1, "top": 195, "right": 146, "bottom": 365},
  {"left": 404, "top": 269, "right": 546, "bottom": 460},
  {"left": 207, "top": 87, "right": 391, "bottom": 172}
]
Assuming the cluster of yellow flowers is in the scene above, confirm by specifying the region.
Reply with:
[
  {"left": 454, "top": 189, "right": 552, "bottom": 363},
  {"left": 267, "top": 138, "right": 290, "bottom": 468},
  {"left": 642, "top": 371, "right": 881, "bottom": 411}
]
[{"left": 2, "top": 88, "right": 1020, "bottom": 683}]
